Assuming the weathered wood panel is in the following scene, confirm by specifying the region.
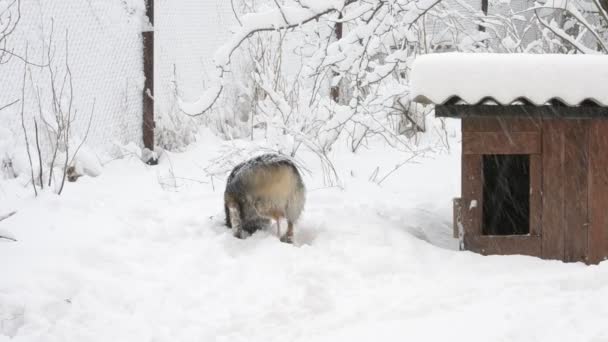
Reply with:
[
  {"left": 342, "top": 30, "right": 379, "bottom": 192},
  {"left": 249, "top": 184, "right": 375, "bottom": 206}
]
[
  {"left": 541, "top": 120, "right": 565, "bottom": 260},
  {"left": 563, "top": 120, "right": 589, "bottom": 262},
  {"left": 462, "top": 154, "right": 482, "bottom": 236},
  {"left": 463, "top": 132, "right": 540, "bottom": 155},
  {"left": 462, "top": 117, "right": 542, "bottom": 132},
  {"left": 588, "top": 120, "right": 608, "bottom": 264},
  {"left": 459, "top": 115, "right": 608, "bottom": 263},
  {"left": 464, "top": 236, "right": 541, "bottom": 257}
]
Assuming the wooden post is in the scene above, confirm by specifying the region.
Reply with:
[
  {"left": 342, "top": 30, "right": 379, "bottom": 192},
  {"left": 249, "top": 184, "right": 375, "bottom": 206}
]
[
  {"left": 478, "top": 0, "right": 488, "bottom": 32},
  {"left": 143, "top": 0, "right": 157, "bottom": 165}
]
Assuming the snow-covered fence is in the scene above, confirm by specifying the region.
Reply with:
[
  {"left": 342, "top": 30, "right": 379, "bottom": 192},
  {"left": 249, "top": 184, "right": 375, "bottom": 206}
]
[
  {"left": 0, "top": 0, "right": 145, "bottom": 160},
  {"left": 0, "top": 0, "right": 239, "bottom": 167},
  {"left": 154, "top": 0, "right": 237, "bottom": 149}
]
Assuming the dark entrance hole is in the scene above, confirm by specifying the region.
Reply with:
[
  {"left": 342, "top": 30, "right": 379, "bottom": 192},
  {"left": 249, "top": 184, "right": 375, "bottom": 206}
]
[{"left": 482, "top": 155, "right": 530, "bottom": 235}]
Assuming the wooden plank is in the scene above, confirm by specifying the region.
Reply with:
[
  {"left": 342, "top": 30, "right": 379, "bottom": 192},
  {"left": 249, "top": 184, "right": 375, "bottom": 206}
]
[
  {"left": 436, "top": 105, "right": 608, "bottom": 119},
  {"left": 463, "top": 132, "right": 540, "bottom": 155},
  {"left": 563, "top": 120, "right": 589, "bottom": 263},
  {"left": 461, "top": 154, "right": 482, "bottom": 237},
  {"left": 541, "top": 119, "right": 565, "bottom": 260},
  {"left": 529, "top": 154, "right": 542, "bottom": 237},
  {"left": 464, "top": 236, "right": 541, "bottom": 257},
  {"left": 462, "top": 117, "right": 542, "bottom": 132},
  {"left": 588, "top": 120, "right": 608, "bottom": 264},
  {"left": 453, "top": 198, "right": 462, "bottom": 239}
]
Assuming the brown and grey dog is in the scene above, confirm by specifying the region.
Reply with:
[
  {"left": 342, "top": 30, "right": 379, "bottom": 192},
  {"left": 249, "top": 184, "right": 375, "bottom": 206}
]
[{"left": 224, "top": 153, "right": 306, "bottom": 243}]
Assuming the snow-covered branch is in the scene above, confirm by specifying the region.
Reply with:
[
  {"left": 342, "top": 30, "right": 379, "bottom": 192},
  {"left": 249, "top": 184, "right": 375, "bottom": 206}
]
[
  {"left": 178, "top": 0, "right": 442, "bottom": 117},
  {"left": 178, "top": 0, "right": 607, "bottom": 170},
  {"left": 179, "top": 0, "right": 356, "bottom": 116},
  {"left": 534, "top": 0, "right": 607, "bottom": 53},
  {"left": 535, "top": 11, "right": 599, "bottom": 54}
]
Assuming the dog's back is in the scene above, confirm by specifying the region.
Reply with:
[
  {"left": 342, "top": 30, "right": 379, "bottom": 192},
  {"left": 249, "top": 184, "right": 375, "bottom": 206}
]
[{"left": 224, "top": 154, "right": 305, "bottom": 242}]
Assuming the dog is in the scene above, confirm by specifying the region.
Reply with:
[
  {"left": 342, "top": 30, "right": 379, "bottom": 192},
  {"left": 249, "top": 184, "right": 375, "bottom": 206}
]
[{"left": 224, "top": 153, "right": 305, "bottom": 243}]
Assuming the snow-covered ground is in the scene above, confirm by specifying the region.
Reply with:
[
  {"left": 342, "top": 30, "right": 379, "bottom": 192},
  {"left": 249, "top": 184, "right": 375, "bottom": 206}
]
[{"left": 1, "top": 124, "right": 608, "bottom": 342}]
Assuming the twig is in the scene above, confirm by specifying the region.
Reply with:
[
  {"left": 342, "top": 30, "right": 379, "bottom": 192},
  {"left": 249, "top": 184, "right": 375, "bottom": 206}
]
[
  {"left": 0, "top": 235, "right": 17, "bottom": 242},
  {"left": 0, "top": 211, "right": 16, "bottom": 222},
  {"left": 0, "top": 99, "right": 19, "bottom": 112},
  {"left": 376, "top": 154, "right": 420, "bottom": 185},
  {"left": 34, "top": 119, "right": 44, "bottom": 189},
  {"left": 273, "top": 0, "right": 289, "bottom": 24},
  {"left": 230, "top": 0, "right": 242, "bottom": 26},
  {"left": 172, "top": 177, "right": 208, "bottom": 184},
  {"left": 58, "top": 29, "right": 72, "bottom": 195},
  {"left": 68, "top": 98, "right": 95, "bottom": 167},
  {"left": 180, "top": 83, "right": 224, "bottom": 117},
  {"left": 19, "top": 43, "right": 37, "bottom": 196}
]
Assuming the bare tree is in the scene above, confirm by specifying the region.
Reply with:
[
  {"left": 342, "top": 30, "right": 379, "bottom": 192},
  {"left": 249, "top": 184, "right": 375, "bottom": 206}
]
[
  {"left": 0, "top": 0, "right": 21, "bottom": 112},
  {"left": 178, "top": 0, "right": 607, "bottom": 184},
  {"left": 178, "top": 0, "right": 445, "bottom": 159},
  {"left": 19, "top": 23, "right": 95, "bottom": 195},
  {"left": 0, "top": 0, "right": 20, "bottom": 63}
]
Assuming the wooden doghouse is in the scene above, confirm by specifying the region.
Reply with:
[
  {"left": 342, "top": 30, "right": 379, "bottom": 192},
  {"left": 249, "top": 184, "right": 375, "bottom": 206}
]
[{"left": 411, "top": 53, "right": 608, "bottom": 264}]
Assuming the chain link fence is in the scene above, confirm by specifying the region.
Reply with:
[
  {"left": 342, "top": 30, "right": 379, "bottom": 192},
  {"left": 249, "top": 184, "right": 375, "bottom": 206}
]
[
  {"left": 0, "top": 0, "right": 144, "bottom": 162},
  {"left": 0, "top": 0, "right": 239, "bottom": 168},
  {"left": 154, "top": 0, "right": 236, "bottom": 150}
]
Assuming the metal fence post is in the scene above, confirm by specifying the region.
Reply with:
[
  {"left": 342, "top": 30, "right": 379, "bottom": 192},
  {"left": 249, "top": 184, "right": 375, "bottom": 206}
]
[
  {"left": 143, "top": 0, "right": 157, "bottom": 165},
  {"left": 478, "top": 0, "right": 488, "bottom": 32},
  {"left": 330, "top": 13, "right": 342, "bottom": 103}
]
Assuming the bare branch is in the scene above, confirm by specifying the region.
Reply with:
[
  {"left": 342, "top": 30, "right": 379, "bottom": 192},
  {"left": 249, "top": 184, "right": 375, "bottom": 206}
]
[
  {"left": 58, "top": 29, "right": 72, "bottom": 195},
  {"left": 180, "top": 83, "right": 224, "bottom": 117},
  {"left": 273, "top": 0, "right": 289, "bottom": 24},
  {"left": 217, "top": 0, "right": 358, "bottom": 65},
  {"left": 230, "top": 0, "right": 242, "bottom": 26},
  {"left": 0, "top": 235, "right": 17, "bottom": 242},
  {"left": 0, "top": 48, "right": 49, "bottom": 67},
  {"left": 34, "top": 119, "right": 44, "bottom": 189},
  {"left": 68, "top": 98, "right": 95, "bottom": 167},
  {"left": 595, "top": 0, "right": 608, "bottom": 21},
  {"left": 535, "top": 10, "right": 596, "bottom": 54},
  {"left": 0, "top": 99, "right": 19, "bottom": 112},
  {"left": 0, "top": 211, "right": 16, "bottom": 222},
  {"left": 376, "top": 153, "right": 419, "bottom": 185},
  {"left": 181, "top": 1, "right": 359, "bottom": 116},
  {"left": 19, "top": 43, "right": 37, "bottom": 196}
]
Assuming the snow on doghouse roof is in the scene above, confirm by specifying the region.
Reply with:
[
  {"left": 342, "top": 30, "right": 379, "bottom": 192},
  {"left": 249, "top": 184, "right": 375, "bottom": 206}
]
[{"left": 410, "top": 53, "right": 608, "bottom": 106}]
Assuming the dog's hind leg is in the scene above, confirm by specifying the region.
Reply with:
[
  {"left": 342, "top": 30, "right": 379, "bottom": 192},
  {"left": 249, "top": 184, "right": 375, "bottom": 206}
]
[
  {"left": 280, "top": 221, "right": 294, "bottom": 244},
  {"left": 276, "top": 218, "right": 282, "bottom": 238},
  {"left": 224, "top": 202, "right": 232, "bottom": 228},
  {"left": 226, "top": 196, "right": 244, "bottom": 239}
]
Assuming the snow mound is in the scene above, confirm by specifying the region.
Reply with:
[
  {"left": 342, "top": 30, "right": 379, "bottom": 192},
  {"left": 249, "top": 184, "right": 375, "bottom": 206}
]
[{"left": 410, "top": 53, "right": 608, "bottom": 106}]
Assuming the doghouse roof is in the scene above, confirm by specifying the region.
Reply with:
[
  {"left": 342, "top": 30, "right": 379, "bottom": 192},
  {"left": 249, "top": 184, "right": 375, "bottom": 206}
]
[{"left": 410, "top": 53, "right": 608, "bottom": 107}]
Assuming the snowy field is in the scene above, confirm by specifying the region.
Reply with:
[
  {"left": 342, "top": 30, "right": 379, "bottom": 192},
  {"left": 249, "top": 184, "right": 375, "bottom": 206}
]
[{"left": 1, "top": 125, "right": 608, "bottom": 342}]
